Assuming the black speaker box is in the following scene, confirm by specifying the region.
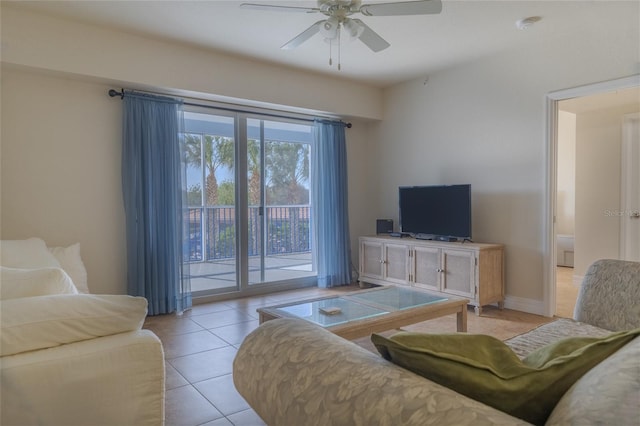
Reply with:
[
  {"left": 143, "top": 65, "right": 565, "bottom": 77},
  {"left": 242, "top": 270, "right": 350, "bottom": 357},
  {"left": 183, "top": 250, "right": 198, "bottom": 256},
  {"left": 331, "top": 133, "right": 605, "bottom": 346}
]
[{"left": 376, "top": 219, "right": 394, "bottom": 234}]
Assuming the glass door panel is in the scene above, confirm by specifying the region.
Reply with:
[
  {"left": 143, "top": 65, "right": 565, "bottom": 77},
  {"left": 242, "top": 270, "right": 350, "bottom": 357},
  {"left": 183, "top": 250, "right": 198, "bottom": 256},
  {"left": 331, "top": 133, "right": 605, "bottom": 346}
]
[
  {"left": 184, "top": 111, "right": 237, "bottom": 294},
  {"left": 246, "top": 119, "right": 315, "bottom": 285}
]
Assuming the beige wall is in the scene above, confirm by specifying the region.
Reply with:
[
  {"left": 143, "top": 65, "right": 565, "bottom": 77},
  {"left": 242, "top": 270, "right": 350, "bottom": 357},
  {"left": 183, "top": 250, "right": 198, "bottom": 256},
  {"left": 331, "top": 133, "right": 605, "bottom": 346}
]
[
  {"left": 1, "top": 69, "right": 126, "bottom": 294},
  {"left": 0, "top": 6, "right": 382, "bottom": 121},
  {"left": 374, "top": 25, "right": 639, "bottom": 313},
  {"left": 574, "top": 104, "right": 640, "bottom": 277},
  {"left": 556, "top": 111, "right": 576, "bottom": 236},
  {"left": 0, "top": 5, "right": 380, "bottom": 295},
  {"left": 0, "top": 67, "right": 375, "bottom": 294}
]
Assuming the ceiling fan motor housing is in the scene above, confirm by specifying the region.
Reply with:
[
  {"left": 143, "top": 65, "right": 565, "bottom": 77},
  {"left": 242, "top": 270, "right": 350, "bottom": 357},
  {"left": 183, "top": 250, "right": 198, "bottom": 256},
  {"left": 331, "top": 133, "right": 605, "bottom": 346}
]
[{"left": 318, "top": 0, "right": 361, "bottom": 16}]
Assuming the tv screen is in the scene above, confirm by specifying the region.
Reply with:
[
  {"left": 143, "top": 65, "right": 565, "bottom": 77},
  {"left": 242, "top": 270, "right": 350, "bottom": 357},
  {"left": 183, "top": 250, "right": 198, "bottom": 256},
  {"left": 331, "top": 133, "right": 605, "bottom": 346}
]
[{"left": 399, "top": 184, "right": 471, "bottom": 241}]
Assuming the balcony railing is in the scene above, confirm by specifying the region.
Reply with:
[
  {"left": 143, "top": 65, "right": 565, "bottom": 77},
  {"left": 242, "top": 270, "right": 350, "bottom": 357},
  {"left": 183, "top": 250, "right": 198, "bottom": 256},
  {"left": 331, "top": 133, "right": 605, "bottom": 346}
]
[{"left": 185, "top": 205, "right": 311, "bottom": 262}]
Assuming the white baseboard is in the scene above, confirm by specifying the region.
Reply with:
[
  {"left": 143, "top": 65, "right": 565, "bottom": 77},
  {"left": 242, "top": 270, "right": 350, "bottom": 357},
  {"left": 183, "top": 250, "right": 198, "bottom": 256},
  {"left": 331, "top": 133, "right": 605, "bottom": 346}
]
[{"left": 503, "top": 295, "right": 546, "bottom": 316}]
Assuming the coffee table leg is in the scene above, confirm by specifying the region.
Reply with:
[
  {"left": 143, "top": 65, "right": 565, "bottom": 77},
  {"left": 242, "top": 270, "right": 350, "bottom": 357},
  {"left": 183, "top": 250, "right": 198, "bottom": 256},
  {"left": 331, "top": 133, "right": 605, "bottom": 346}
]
[
  {"left": 258, "top": 310, "right": 275, "bottom": 325},
  {"left": 456, "top": 305, "right": 467, "bottom": 332}
]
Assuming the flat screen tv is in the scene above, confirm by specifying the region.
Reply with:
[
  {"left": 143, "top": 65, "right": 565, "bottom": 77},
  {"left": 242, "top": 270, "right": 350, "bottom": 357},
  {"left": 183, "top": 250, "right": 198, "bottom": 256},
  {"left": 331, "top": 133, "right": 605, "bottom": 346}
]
[{"left": 399, "top": 184, "right": 471, "bottom": 241}]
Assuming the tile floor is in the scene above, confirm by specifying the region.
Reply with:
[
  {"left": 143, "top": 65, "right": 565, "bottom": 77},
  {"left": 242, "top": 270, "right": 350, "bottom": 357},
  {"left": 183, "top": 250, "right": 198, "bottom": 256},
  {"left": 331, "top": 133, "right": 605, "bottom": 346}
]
[
  {"left": 144, "top": 284, "right": 559, "bottom": 426},
  {"left": 143, "top": 285, "right": 361, "bottom": 426}
]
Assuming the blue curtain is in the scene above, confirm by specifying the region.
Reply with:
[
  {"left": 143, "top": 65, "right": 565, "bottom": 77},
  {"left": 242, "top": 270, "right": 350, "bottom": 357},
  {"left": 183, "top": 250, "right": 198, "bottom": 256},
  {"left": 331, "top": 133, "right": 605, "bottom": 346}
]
[
  {"left": 122, "top": 92, "right": 191, "bottom": 315},
  {"left": 311, "top": 119, "right": 352, "bottom": 288}
]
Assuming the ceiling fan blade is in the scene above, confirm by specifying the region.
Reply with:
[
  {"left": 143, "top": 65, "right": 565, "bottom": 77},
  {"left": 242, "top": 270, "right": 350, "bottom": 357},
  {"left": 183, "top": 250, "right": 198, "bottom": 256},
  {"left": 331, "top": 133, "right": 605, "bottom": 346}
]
[
  {"left": 359, "top": 0, "right": 442, "bottom": 16},
  {"left": 240, "top": 3, "right": 319, "bottom": 13},
  {"left": 351, "top": 19, "right": 390, "bottom": 52},
  {"left": 281, "top": 20, "right": 324, "bottom": 50}
]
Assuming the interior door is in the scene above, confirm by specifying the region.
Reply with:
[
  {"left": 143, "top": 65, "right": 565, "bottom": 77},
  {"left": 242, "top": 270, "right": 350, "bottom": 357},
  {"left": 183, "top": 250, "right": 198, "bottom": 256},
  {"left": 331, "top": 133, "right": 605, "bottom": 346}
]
[{"left": 620, "top": 112, "right": 640, "bottom": 261}]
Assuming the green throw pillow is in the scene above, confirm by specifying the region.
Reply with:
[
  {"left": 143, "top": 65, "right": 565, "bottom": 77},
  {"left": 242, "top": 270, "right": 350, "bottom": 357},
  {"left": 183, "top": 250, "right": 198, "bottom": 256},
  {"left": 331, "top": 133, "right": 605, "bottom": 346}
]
[{"left": 371, "top": 329, "right": 640, "bottom": 425}]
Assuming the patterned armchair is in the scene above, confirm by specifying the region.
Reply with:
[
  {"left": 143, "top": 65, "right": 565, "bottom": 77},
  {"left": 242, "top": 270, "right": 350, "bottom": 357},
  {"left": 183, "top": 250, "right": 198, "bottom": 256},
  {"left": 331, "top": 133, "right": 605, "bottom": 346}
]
[
  {"left": 574, "top": 259, "right": 640, "bottom": 331},
  {"left": 505, "top": 259, "right": 640, "bottom": 358}
]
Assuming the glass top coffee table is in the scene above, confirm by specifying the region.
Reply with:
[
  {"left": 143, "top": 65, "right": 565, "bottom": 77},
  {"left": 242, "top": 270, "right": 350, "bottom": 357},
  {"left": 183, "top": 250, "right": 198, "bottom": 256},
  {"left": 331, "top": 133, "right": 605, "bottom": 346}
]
[{"left": 257, "top": 286, "right": 469, "bottom": 340}]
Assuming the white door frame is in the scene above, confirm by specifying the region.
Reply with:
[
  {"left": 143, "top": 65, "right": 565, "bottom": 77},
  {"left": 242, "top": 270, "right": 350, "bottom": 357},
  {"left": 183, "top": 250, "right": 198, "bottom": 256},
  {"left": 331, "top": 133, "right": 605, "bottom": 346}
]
[{"left": 543, "top": 75, "right": 640, "bottom": 317}]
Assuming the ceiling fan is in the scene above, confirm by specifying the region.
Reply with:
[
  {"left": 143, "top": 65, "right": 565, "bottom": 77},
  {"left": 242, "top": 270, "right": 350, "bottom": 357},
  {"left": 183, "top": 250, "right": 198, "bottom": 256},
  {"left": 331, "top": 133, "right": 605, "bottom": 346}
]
[{"left": 240, "top": 0, "right": 442, "bottom": 68}]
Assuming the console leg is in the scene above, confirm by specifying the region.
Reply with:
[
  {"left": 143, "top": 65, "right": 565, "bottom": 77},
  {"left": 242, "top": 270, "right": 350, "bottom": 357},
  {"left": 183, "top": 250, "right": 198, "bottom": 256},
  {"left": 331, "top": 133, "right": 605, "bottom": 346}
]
[
  {"left": 498, "top": 301, "right": 505, "bottom": 310},
  {"left": 474, "top": 305, "right": 482, "bottom": 316}
]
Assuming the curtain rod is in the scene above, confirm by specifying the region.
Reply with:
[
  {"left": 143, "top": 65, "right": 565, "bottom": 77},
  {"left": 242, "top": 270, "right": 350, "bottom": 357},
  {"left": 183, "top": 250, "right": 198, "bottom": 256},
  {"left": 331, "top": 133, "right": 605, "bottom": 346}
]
[{"left": 108, "top": 89, "right": 352, "bottom": 128}]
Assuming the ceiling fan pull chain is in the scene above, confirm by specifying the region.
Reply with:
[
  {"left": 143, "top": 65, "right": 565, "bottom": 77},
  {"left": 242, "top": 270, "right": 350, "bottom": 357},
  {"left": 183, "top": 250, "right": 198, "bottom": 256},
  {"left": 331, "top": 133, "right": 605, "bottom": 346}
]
[
  {"left": 338, "top": 24, "right": 342, "bottom": 71},
  {"left": 329, "top": 35, "right": 334, "bottom": 66}
]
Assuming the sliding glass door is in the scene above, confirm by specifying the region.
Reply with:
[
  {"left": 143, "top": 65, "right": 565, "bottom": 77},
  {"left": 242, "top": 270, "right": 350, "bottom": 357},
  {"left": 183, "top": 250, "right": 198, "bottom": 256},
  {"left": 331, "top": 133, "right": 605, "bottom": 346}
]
[{"left": 184, "top": 109, "right": 316, "bottom": 296}]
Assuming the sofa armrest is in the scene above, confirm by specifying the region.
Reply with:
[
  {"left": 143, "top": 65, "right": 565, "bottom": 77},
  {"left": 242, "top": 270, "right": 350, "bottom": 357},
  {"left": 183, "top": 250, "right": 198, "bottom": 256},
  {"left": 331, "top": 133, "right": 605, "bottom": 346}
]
[
  {"left": 1, "top": 330, "right": 164, "bottom": 426},
  {"left": 1, "top": 294, "right": 148, "bottom": 356},
  {"left": 575, "top": 259, "right": 640, "bottom": 331},
  {"left": 545, "top": 336, "right": 640, "bottom": 425},
  {"left": 233, "top": 318, "right": 528, "bottom": 426}
]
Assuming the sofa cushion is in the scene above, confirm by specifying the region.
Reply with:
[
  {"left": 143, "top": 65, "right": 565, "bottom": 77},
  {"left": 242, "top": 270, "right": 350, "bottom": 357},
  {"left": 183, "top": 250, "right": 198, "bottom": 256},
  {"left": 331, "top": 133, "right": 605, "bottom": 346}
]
[
  {"left": 0, "top": 267, "right": 78, "bottom": 300},
  {"left": 546, "top": 336, "right": 640, "bottom": 425},
  {"left": 0, "top": 238, "right": 61, "bottom": 269},
  {"left": 48, "top": 243, "right": 90, "bottom": 293},
  {"left": 372, "top": 329, "right": 640, "bottom": 425},
  {"left": 0, "top": 294, "right": 148, "bottom": 356}
]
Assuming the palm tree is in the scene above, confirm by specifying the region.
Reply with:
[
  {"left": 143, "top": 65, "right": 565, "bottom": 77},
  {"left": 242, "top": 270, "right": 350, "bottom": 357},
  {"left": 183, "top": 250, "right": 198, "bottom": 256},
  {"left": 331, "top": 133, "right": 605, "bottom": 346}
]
[
  {"left": 264, "top": 140, "right": 310, "bottom": 253},
  {"left": 247, "top": 139, "right": 261, "bottom": 206},
  {"left": 184, "top": 133, "right": 235, "bottom": 206},
  {"left": 265, "top": 141, "right": 310, "bottom": 205},
  {"left": 184, "top": 133, "right": 234, "bottom": 259}
]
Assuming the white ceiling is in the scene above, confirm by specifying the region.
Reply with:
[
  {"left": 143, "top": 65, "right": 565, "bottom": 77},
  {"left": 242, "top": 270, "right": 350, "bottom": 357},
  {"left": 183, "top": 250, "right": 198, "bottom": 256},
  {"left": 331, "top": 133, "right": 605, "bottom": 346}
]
[{"left": 6, "top": 0, "right": 639, "bottom": 88}]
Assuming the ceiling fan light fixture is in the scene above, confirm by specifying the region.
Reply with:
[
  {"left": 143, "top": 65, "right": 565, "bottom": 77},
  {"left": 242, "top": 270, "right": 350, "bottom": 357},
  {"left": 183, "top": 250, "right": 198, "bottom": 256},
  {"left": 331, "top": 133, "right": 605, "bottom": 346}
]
[
  {"left": 343, "top": 18, "right": 364, "bottom": 40},
  {"left": 319, "top": 16, "right": 340, "bottom": 39}
]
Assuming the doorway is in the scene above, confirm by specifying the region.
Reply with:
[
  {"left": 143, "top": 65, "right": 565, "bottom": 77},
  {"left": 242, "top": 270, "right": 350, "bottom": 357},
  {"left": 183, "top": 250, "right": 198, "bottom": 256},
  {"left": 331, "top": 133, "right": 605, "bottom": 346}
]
[{"left": 546, "top": 77, "right": 640, "bottom": 317}]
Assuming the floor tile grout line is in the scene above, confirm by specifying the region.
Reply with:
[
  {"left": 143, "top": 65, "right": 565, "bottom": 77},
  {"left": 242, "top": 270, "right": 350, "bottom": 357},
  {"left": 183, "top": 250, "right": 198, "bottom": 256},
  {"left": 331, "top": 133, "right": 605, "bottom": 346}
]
[
  {"left": 191, "top": 373, "right": 253, "bottom": 419},
  {"left": 189, "top": 381, "right": 228, "bottom": 423},
  {"left": 166, "top": 345, "right": 237, "bottom": 369},
  {"left": 205, "top": 328, "right": 240, "bottom": 347},
  {"left": 191, "top": 318, "right": 258, "bottom": 331}
]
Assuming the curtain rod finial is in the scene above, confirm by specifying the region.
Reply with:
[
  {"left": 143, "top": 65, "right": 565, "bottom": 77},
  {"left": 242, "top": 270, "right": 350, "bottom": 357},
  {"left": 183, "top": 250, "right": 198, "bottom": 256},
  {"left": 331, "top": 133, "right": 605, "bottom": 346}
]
[{"left": 108, "top": 89, "right": 124, "bottom": 99}]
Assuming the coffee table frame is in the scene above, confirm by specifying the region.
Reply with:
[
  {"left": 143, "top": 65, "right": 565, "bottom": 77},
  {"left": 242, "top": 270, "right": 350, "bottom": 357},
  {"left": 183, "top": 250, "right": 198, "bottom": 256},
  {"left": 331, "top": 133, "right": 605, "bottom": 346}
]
[{"left": 257, "top": 287, "right": 469, "bottom": 340}]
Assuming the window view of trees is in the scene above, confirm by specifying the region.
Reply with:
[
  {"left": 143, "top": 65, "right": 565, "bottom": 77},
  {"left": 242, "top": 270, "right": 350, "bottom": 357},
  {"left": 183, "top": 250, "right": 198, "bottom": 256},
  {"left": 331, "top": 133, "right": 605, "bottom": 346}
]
[
  {"left": 184, "top": 125, "right": 311, "bottom": 262},
  {"left": 184, "top": 134, "right": 234, "bottom": 206},
  {"left": 185, "top": 134, "right": 310, "bottom": 208},
  {"left": 265, "top": 141, "right": 309, "bottom": 205}
]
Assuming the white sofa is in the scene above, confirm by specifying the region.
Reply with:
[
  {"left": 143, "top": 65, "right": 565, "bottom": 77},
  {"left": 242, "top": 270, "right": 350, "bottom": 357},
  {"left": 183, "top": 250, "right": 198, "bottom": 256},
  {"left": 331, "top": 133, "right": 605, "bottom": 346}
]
[{"left": 0, "top": 238, "right": 165, "bottom": 426}]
